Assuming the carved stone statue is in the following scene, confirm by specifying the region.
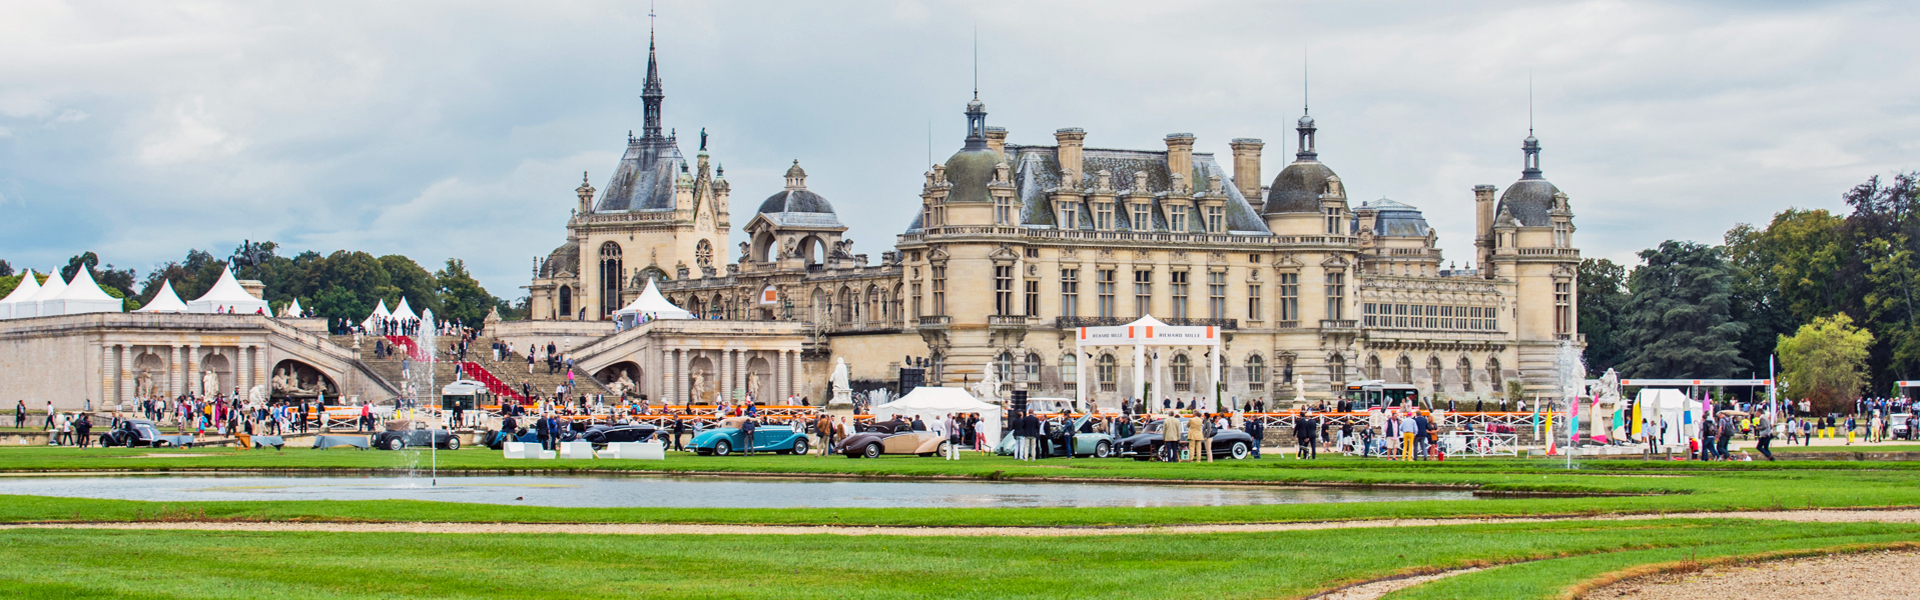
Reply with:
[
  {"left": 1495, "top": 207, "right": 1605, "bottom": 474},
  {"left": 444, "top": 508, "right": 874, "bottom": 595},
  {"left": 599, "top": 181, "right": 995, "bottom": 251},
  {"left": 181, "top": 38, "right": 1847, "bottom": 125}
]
[
  {"left": 201, "top": 370, "right": 218, "bottom": 396},
  {"left": 744, "top": 368, "right": 761, "bottom": 399},
  {"left": 780, "top": 237, "right": 797, "bottom": 260},
  {"left": 611, "top": 371, "right": 637, "bottom": 397},
  {"left": 690, "top": 371, "right": 708, "bottom": 403},
  {"left": 135, "top": 367, "right": 154, "bottom": 398},
  {"left": 831, "top": 239, "right": 854, "bottom": 259},
  {"left": 826, "top": 358, "right": 855, "bottom": 416},
  {"left": 739, "top": 241, "right": 750, "bottom": 262},
  {"left": 973, "top": 363, "right": 1001, "bottom": 405}
]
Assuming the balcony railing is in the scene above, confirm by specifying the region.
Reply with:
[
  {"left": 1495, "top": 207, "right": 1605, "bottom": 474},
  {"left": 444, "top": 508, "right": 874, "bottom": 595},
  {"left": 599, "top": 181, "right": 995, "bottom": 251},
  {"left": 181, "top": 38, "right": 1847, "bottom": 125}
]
[
  {"left": 987, "top": 315, "right": 1036, "bottom": 327},
  {"left": 1052, "top": 316, "right": 1238, "bottom": 329},
  {"left": 1320, "top": 319, "right": 1359, "bottom": 330},
  {"left": 1556, "top": 332, "right": 1587, "bottom": 343},
  {"left": 1274, "top": 320, "right": 1301, "bottom": 329},
  {"left": 917, "top": 315, "right": 952, "bottom": 327}
]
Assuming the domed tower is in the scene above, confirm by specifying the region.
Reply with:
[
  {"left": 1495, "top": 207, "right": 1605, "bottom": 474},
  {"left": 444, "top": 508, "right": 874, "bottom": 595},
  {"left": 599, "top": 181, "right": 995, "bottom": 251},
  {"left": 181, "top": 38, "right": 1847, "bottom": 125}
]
[
  {"left": 1262, "top": 111, "right": 1349, "bottom": 236},
  {"left": 745, "top": 160, "right": 848, "bottom": 266},
  {"left": 1482, "top": 130, "right": 1580, "bottom": 386},
  {"left": 917, "top": 94, "right": 1017, "bottom": 231}
]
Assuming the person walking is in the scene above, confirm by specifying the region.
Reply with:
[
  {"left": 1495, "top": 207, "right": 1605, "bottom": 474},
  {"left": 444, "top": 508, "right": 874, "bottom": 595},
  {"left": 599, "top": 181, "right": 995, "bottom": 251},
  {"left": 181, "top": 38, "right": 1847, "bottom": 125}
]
[
  {"left": 672, "top": 411, "right": 688, "bottom": 452},
  {"left": 1243, "top": 414, "right": 1263, "bottom": 459},
  {"left": 1754, "top": 414, "right": 1776, "bottom": 461},
  {"left": 13, "top": 400, "right": 23, "bottom": 429}
]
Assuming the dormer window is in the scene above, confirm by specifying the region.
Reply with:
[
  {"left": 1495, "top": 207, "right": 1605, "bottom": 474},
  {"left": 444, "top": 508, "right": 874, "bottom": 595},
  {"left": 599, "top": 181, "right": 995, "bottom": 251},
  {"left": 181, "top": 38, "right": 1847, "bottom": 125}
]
[
  {"left": 1131, "top": 203, "right": 1152, "bottom": 231},
  {"left": 995, "top": 194, "right": 1015, "bottom": 225},
  {"left": 1169, "top": 205, "right": 1188, "bottom": 232},
  {"left": 1553, "top": 222, "right": 1570, "bottom": 248},
  {"left": 1057, "top": 200, "right": 1079, "bottom": 229},
  {"left": 1094, "top": 202, "right": 1115, "bottom": 231},
  {"left": 1324, "top": 207, "right": 1342, "bottom": 235},
  {"left": 1204, "top": 206, "right": 1225, "bottom": 233}
]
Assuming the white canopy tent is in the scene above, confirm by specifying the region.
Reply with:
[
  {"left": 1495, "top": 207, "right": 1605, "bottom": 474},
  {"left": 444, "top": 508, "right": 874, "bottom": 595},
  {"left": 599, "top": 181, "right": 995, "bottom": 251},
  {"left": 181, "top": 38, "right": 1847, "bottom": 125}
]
[
  {"left": 0, "top": 269, "right": 42, "bottom": 319},
  {"left": 361, "top": 300, "right": 392, "bottom": 331},
  {"left": 869, "top": 386, "right": 1003, "bottom": 446},
  {"left": 187, "top": 269, "right": 269, "bottom": 314},
  {"left": 1072, "top": 315, "right": 1224, "bottom": 413},
  {"left": 44, "top": 267, "right": 124, "bottom": 315},
  {"left": 391, "top": 298, "right": 418, "bottom": 323},
  {"left": 136, "top": 280, "right": 189, "bottom": 313},
  {"left": 613, "top": 279, "right": 693, "bottom": 326},
  {"left": 19, "top": 269, "right": 68, "bottom": 319},
  {"left": 1634, "top": 388, "right": 1701, "bottom": 446},
  {"left": 281, "top": 298, "right": 304, "bottom": 318}
]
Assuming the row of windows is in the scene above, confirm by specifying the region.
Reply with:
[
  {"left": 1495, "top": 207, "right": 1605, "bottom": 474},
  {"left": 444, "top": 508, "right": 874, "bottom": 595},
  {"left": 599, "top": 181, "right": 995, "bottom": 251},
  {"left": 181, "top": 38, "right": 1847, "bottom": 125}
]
[
  {"left": 1361, "top": 303, "right": 1499, "bottom": 331},
  {"left": 994, "top": 352, "right": 1289, "bottom": 393},
  {"left": 1055, "top": 201, "right": 1230, "bottom": 234}
]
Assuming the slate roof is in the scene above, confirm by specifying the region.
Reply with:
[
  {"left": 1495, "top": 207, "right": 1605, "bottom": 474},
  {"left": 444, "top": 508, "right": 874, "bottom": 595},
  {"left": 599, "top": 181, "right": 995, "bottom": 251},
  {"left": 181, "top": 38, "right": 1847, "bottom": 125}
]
[
  {"left": 1002, "top": 146, "right": 1272, "bottom": 234},
  {"left": 1358, "top": 197, "right": 1431, "bottom": 237},
  {"left": 593, "top": 136, "right": 686, "bottom": 213},
  {"left": 758, "top": 189, "right": 836, "bottom": 215},
  {"left": 1263, "top": 160, "right": 1339, "bottom": 214},
  {"left": 1495, "top": 179, "right": 1562, "bottom": 227}
]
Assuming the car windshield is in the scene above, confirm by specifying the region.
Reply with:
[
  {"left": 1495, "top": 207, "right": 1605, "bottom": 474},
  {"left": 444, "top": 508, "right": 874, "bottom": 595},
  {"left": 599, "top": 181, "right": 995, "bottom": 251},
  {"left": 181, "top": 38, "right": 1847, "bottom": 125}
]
[{"left": 133, "top": 424, "right": 159, "bottom": 436}]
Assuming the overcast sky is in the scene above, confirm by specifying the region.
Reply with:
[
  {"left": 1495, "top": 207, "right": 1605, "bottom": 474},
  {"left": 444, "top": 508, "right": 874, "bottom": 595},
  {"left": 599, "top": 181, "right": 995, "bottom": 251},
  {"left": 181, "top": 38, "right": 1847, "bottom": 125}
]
[{"left": 3, "top": 0, "right": 1917, "bottom": 297}]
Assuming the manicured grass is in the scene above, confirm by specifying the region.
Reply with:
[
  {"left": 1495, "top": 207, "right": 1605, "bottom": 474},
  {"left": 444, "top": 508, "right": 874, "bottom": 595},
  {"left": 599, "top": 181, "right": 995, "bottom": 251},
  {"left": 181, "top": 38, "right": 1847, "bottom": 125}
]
[{"left": 2, "top": 519, "right": 1914, "bottom": 599}]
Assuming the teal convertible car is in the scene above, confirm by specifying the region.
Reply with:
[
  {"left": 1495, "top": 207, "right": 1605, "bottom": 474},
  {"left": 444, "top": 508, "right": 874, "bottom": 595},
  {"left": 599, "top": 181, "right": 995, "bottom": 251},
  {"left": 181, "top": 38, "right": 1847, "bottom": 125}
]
[
  {"left": 689, "top": 418, "right": 811, "bottom": 456},
  {"left": 995, "top": 415, "right": 1116, "bottom": 458}
]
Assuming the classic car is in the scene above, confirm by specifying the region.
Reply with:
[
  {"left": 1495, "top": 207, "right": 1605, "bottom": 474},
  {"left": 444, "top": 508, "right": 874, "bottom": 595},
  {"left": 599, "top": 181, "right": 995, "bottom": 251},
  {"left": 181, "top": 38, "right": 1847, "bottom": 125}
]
[
  {"left": 373, "top": 427, "right": 461, "bottom": 451},
  {"left": 97, "top": 419, "right": 172, "bottom": 448},
  {"left": 689, "top": 417, "right": 810, "bottom": 456},
  {"left": 580, "top": 424, "right": 669, "bottom": 445},
  {"left": 1113, "top": 418, "right": 1256, "bottom": 461},
  {"left": 833, "top": 425, "right": 949, "bottom": 458},
  {"left": 994, "top": 415, "right": 1116, "bottom": 458}
]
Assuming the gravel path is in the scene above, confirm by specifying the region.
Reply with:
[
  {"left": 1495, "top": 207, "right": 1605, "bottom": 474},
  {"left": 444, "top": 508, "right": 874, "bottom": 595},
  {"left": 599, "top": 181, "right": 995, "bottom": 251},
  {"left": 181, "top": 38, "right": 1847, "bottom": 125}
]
[
  {"left": 3, "top": 508, "right": 1916, "bottom": 537},
  {"left": 1310, "top": 567, "right": 1484, "bottom": 600},
  {"left": 1585, "top": 550, "right": 1920, "bottom": 600}
]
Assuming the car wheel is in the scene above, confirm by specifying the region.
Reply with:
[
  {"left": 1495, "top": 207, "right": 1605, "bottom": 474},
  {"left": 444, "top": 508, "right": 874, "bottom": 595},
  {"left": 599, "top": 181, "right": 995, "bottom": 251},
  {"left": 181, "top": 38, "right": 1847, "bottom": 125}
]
[
  {"left": 791, "top": 438, "right": 810, "bottom": 455},
  {"left": 387, "top": 437, "right": 406, "bottom": 451},
  {"left": 1229, "top": 441, "right": 1249, "bottom": 460},
  {"left": 444, "top": 436, "right": 460, "bottom": 451},
  {"left": 863, "top": 442, "right": 882, "bottom": 459},
  {"left": 714, "top": 440, "right": 732, "bottom": 456},
  {"left": 1094, "top": 440, "right": 1113, "bottom": 458}
]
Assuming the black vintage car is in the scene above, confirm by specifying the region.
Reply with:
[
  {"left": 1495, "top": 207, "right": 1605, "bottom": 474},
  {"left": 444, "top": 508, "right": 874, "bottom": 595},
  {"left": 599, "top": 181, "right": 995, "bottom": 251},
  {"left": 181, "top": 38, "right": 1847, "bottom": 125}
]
[
  {"left": 373, "top": 428, "right": 461, "bottom": 451},
  {"left": 98, "top": 419, "right": 172, "bottom": 448},
  {"left": 1114, "top": 419, "right": 1256, "bottom": 461},
  {"left": 580, "top": 424, "right": 670, "bottom": 445}
]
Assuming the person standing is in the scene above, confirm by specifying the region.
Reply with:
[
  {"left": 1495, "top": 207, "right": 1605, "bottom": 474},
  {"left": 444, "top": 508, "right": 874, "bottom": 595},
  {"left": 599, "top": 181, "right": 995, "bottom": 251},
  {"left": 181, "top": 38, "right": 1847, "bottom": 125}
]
[
  {"left": 672, "top": 410, "right": 688, "bottom": 452},
  {"left": 1413, "top": 412, "right": 1432, "bottom": 460},
  {"left": 74, "top": 413, "right": 92, "bottom": 449},
  {"left": 741, "top": 417, "right": 757, "bottom": 456},
  {"left": 13, "top": 400, "right": 23, "bottom": 429},
  {"left": 1243, "top": 415, "right": 1263, "bottom": 459},
  {"left": 1716, "top": 413, "right": 1735, "bottom": 460},
  {"left": 1190, "top": 412, "right": 1210, "bottom": 463},
  {"left": 1162, "top": 413, "right": 1182, "bottom": 462}
]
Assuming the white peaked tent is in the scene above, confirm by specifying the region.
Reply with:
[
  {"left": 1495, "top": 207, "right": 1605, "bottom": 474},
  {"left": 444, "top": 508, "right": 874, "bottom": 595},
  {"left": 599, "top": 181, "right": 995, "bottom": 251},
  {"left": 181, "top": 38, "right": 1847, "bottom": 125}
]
[
  {"left": 281, "top": 298, "right": 304, "bottom": 318},
  {"left": 362, "top": 300, "right": 392, "bottom": 330},
  {"left": 188, "top": 269, "right": 269, "bottom": 314},
  {"left": 21, "top": 269, "right": 69, "bottom": 319},
  {"left": 870, "top": 386, "right": 1004, "bottom": 446},
  {"left": 1634, "top": 388, "right": 1701, "bottom": 446},
  {"left": 136, "top": 280, "right": 189, "bottom": 313},
  {"left": 1072, "top": 314, "right": 1225, "bottom": 412},
  {"left": 0, "top": 269, "right": 42, "bottom": 319},
  {"left": 44, "top": 267, "right": 124, "bottom": 315},
  {"left": 613, "top": 279, "right": 693, "bottom": 321},
  {"left": 391, "top": 298, "right": 418, "bottom": 323}
]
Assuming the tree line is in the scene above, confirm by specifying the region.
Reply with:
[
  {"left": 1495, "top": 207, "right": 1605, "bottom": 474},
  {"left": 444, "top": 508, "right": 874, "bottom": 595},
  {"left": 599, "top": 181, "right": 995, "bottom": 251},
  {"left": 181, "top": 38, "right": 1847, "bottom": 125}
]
[
  {"left": 1579, "top": 173, "right": 1918, "bottom": 412},
  {"left": 0, "top": 242, "right": 524, "bottom": 327}
]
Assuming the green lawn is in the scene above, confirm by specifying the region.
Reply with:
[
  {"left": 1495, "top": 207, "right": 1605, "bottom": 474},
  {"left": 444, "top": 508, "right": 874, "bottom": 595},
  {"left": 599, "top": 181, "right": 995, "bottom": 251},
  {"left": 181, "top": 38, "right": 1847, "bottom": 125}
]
[{"left": 2, "top": 519, "right": 1914, "bottom": 599}]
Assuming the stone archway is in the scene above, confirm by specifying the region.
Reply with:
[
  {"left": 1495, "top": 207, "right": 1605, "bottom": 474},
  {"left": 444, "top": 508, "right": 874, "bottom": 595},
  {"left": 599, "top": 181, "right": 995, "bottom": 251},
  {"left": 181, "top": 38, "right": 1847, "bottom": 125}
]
[
  {"left": 743, "top": 355, "right": 771, "bottom": 402},
  {"left": 595, "top": 361, "right": 642, "bottom": 398},
  {"left": 688, "top": 355, "right": 717, "bottom": 403},
  {"left": 269, "top": 359, "right": 340, "bottom": 401},
  {"left": 198, "top": 353, "right": 232, "bottom": 396}
]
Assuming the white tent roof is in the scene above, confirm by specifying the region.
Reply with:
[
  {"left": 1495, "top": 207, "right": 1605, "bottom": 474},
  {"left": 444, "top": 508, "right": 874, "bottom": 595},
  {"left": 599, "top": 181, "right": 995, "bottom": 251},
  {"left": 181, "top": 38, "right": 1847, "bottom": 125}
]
[
  {"left": 613, "top": 279, "right": 693, "bottom": 319},
  {"left": 391, "top": 297, "right": 417, "bottom": 322},
  {"left": 0, "top": 270, "right": 42, "bottom": 319},
  {"left": 44, "top": 267, "right": 124, "bottom": 315},
  {"left": 870, "top": 386, "right": 1004, "bottom": 445},
  {"left": 137, "top": 280, "right": 189, "bottom": 313},
  {"left": 361, "top": 300, "right": 391, "bottom": 330},
  {"left": 1125, "top": 315, "right": 1169, "bottom": 328},
  {"left": 283, "top": 298, "right": 303, "bottom": 317},
  {"left": 187, "top": 269, "right": 269, "bottom": 314},
  {"left": 27, "top": 269, "right": 67, "bottom": 303}
]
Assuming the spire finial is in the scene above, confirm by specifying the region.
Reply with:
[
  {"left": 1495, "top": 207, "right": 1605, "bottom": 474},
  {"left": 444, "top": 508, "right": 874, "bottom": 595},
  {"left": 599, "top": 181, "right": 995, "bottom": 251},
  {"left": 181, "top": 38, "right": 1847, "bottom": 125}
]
[
  {"left": 972, "top": 25, "right": 979, "bottom": 100},
  {"left": 1303, "top": 43, "right": 1310, "bottom": 116},
  {"left": 1528, "top": 71, "right": 1534, "bottom": 136}
]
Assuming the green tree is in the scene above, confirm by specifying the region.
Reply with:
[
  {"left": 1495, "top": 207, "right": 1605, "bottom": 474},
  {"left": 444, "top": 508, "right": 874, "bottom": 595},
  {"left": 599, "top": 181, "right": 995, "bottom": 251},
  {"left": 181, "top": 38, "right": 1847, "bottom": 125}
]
[
  {"left": 1576, "top": 258, "right": 1628, "bottom": 371},
  {"left": 1723, "top": 209, "right": 1848, "bottom": 374},
  {"left": 378, "top": 255, "right": 439, "bottom": 316},
  {"left": 434, "top": 259, "right": 494, "bottom": 326},
  {"left": 307, "top": 285, "right": 365, "bottom": 324},
  {"left": 311, "top": 251, "right": 394, "bottom": 316},
  {"left": 60, "top": 251, "right": 138, "bottom": 298},
  {"left": 1776, "top": 313, "right": 1873, "bottom": 413},
  {"left": 1614, "top": 240, "right": 1749, "bottom": 378}
]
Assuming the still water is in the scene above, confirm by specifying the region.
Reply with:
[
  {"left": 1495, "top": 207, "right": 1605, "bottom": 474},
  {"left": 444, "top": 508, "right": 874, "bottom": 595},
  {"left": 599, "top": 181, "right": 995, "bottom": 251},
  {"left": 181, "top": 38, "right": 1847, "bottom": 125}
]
[{"left": 0, "top": 475, "right": 1476, "bottom": 509}]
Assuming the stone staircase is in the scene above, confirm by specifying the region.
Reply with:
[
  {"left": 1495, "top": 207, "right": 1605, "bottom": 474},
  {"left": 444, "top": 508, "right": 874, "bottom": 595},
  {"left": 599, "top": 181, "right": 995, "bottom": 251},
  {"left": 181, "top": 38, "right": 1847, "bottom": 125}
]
[{"left": 464, "top": 339, "right": 611, "bottom": 404}]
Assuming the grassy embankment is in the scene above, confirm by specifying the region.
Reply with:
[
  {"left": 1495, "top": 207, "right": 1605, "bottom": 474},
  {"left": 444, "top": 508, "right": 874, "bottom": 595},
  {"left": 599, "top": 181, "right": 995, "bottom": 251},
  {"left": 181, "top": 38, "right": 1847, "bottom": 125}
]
[{"left": 0, "top": 446, "right": 1917, "bottom": 526}]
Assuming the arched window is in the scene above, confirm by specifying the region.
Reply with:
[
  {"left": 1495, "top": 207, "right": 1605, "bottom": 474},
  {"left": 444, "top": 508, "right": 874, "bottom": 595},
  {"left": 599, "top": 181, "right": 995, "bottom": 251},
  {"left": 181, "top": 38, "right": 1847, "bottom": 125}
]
[
  {"left": 558, "top": 286, "right": 573, "bottom": 319},
  {"left": 810, "top": 288, "right": 829, "bottom": 324},
  {"left": 598, "top": 242, "right": 623, "bottom": 320},
  {"left": 695, "top": 239, "right": 713, "bottom": 268},
  {"left": 1097, "top": 354, "right": 1117, "bottom": 392},
  {"left": 1396, "top": 355, "right": 1413, "bottom": 384},
  {"left": 1172, "top": 354, "right": 1192, "bottom": 391},
  {"left": 1246, "top": 354, "right": 1266, "bottom": 390},
  {"left": 688, "top": 296, "right": 704, "bottom": 318},
  {"left": 1487, "top": 356, "right": 1502, "bottom": 390},
  {"left": 1457, "top": 356, "right": 1474, "bottom": 392},
  {"left": 1280, "top": 354, "right": 1295, "bottom": 384},
  {"left": 837, "top": 287, "right": 855, "bottom": 324},
  {"left": 1365, "top": 355, "right": 1382, "bottom": 380},
  {"left": 1024, "top": 353, "right": 1042, "bottom": 384},
  {"left": 867, "top": 285, "right": 882, "bottom": 324},
  {"left": 1427, "top": 355, "right": 1444, "bottom": 389},
  {"left": 1061, "top": 354, "right": 1078, "bottom": 392},
  {"left": 995, "top": 351, "right": 1015, "bottom": 384},
  {"left": 1328, "top": 354, "right": 1347, "bottom": 391}
]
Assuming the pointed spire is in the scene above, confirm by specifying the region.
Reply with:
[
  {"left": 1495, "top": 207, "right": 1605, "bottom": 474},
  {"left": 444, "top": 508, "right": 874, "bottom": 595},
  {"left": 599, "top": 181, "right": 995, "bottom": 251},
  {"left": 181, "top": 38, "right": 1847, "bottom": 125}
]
[
  {"left": 1522, "top": 76, "right": 1543, "bottom": 180},
  {"left": 1295, "top": 47, "right": 1317, "bottom": 162},
  {"left": 640, "top": 3, "right": 665, "bottom": 140}
]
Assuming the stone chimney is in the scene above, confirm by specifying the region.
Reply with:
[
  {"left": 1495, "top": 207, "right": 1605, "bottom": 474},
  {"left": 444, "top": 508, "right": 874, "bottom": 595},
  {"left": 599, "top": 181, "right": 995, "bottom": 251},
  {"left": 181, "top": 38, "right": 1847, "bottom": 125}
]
[
  {"left": 985, "top": 126, "right": 1008, "bottom": 157},
  {"left": 1473, "top": 184, "right": 1498, "bottom": 267},
  {"left": 1229, "top": 138, "right": 1263, "bottom": 201},
  {"left": 1054, "top": 128, "right": 1086, "bottom": 187},
  {"left": 1164, "top": 133, "right": 1196, "bottom": 191}
]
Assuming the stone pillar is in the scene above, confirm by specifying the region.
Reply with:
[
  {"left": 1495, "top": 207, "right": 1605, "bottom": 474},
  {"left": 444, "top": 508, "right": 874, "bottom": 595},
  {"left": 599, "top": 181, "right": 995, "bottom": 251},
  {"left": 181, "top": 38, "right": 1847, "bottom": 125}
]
[
  {"left": 254, "top": 344, "right": 268, "bottom": 399},
  {"left": 170, "top": 345, "right": 183, "bottom": 396},
  {"left": 683, "top": 350, "right": 698, "bottom": 405},
  {"left": 786, "top": 350, "right": 799, "bottom": 403},
  {"left": 100, "top": 344, "right": 114, "bottom": 409},
  {"left": 119, "top": 344, "right": 133, "bottom": 406},
  {"left": 776, "top": 349, "right": 789, "bottom": 403},
  {"left": 1210, "top": 345, "right": 1222, "bottom": 412},
  {"left": 1133, "top": 343, "right": 1146, "bottom": 407},
  {"left": 237, "top": 346, "right": 250, "bottom": 398},
  {"left": 730, "top": 349, "right": 744, "bottom": 402},
  {"left": 187, "top": 344, "right": 201, "bottom": 396}
]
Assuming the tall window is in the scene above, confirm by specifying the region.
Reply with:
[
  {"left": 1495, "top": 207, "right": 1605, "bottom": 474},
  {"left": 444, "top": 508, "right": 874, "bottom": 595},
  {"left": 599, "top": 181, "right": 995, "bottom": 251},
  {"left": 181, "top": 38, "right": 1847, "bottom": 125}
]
[
  {"left": 1131, "top": 203, "right": 1152, "bottom": 231},
  {"left": 1024, "top": 280, "right": 1040, "bottom": 316},
  {"left": 1487, "top": 356, "right": 1502, "bottom": 388},
  {"left": 1324, "top": 206, "right": 1343, "bottom": 234},
  {"left": 1024, "top": 353, "right": 1042, "bottom": 384},
  {"left": 994, "top": 265, "right": 1014, "bottom": 315},
  {"left": 1133, "top": 269, "right": 1153, "bottom": 318},
  {"left": 1061, "top": 354, "right": 1078, "bottom": 392},
  {"left": 1094, "top": 202, "right": 1114, "bottom": 230},
  {"left": 1247, "top": 284, "right": 1262, "bottom": 321},
  {"left": 1554, "top": 222, "right": 1570, "bottom": 247},
  {"left": 1554, "top": 280, "right": 1572, "bottom": 334},
  {"left": 1458, "top": 357, "right": 1474, "bottom": 392},
  {"left": 1169, "top": 271, "right": 1189, "bottom": 319},
  {"left": 995, "top": 194, "right": 1015, "bottom": 225},
  {"left": 1168, "top": 205, "right": 1188, "bottom": 232},
  {"left": 597, "top": 242, "right": 622, "bottom": 320},
  {"left": 1058, "top": 201, "right": 1080, "bottom": 229},
  {"left": 1208, "top": 271, "right": 1227, "bottom": 319},
  {"left": 1278, "top": 272, "right": 1299, "bottom": 322},
  {"left": 1324, "top": 271, "right": 1345, "bottom": 320},
  {"left": 1204, "top": 206, "right": 1225, "bottom": 233},
  {"left": 931, "top": 266, "right": 947, "bottom": 315},
  {"left": 911, "top": 282, "right": 923, "bottom": 318},
  {"left": 1247, "top": 354, "right": 1266, "bottom": 390},
  {"left": 995, "top": 351, "right": 1015, "bottom": 383},
  {"left": 1060, "top": 269, "right": 1079, "bottom": 317},
  {"left": 1097, "top": 269, "right": 1116, "bottom": 318},
  {"left": 1097, "top": 354, "right": 1117, "bottom": 392},
  {"left": 1172, "top": 354, "right": 1191, "bottom": 391}
]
